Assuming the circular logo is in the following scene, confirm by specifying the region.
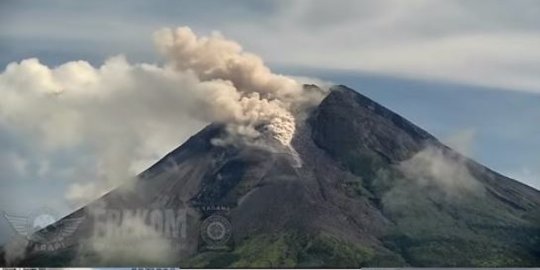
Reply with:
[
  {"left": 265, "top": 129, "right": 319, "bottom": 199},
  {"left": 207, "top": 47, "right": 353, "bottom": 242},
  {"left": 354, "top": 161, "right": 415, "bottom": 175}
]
[{"left": 200, "top": 214, "right": 232, "bottom": 247}]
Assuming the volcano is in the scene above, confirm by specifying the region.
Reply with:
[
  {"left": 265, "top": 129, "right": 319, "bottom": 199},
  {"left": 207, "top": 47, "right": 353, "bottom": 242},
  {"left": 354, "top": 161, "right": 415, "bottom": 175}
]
[{"left": 6, "top": 85, "right": 540, "bottom": 267}]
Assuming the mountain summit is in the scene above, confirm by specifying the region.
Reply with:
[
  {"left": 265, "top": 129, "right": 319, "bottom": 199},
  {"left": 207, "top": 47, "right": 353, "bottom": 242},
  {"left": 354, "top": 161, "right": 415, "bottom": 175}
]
[{"left": 7, "top": 85, "right": 540, "bottom": 267}]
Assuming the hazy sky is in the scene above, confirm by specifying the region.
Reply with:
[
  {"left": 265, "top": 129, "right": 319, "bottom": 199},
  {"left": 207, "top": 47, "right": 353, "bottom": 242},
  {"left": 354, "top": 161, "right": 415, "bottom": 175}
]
[{"left": 0, "top": 0, "right": 539, "bottom": 243}]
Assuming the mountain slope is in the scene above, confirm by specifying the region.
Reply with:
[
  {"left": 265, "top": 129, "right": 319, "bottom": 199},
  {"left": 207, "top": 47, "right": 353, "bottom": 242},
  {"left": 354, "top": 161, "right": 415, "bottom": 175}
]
[
  {"left": 305, "top": 85, "right": 540, "bottom": 266},
  {"left": 10, "top": 85, "right": 540, "bottom": 267}
]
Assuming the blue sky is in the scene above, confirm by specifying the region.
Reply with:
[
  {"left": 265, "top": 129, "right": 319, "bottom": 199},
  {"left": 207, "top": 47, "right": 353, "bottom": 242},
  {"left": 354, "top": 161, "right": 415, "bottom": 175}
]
[{"left": 0, "top": 0, "right": 539, "bottom": 244}]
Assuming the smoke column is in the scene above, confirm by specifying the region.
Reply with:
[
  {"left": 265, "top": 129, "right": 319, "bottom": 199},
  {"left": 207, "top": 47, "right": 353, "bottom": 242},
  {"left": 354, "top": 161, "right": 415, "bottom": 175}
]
[
  {"left": 155, "top": 27, "right": 319, "bottom": 146},
  {"left": 0, "top": 26, "right": 326, "bottom": 208}
]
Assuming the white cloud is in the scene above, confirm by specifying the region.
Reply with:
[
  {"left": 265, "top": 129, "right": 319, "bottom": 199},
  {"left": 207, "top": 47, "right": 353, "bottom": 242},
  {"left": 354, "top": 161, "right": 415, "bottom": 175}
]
[
  {"left": 399, "top": 146, "right": 485, "bottom": 196},
  {"left": 398, "top": 129, "right": 484, "bottom": 196},
  {"left": 0, "top": 56, "right": 205, "bottom": 205},
  {"left": 0, "top": 27, "right": 323, "bottom": 208},
  {"left": 64, "top": 182, "right": 110, "bottom": 206},
  {"left": 252, "top": 1, "right": 540, "bottom": 92},
  {"left": 3, "top": 1, "right": 539, "bottom": 91}
]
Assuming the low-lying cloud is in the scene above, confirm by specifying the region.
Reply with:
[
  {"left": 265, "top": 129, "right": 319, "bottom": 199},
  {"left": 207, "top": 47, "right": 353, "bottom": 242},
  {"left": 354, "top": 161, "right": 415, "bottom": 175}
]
[
  {"left": 75, "top": 204, "right": 188, "bottom": 266},
  {"left": 399, "top": 146, "right": 484, "bottom": 195},
  {"left": 2, "top": 237, "right": 28, "bottom": 265}
]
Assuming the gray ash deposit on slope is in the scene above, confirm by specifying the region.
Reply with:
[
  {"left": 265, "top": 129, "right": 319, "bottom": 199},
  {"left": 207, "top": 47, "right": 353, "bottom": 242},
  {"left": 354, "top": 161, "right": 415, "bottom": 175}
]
[{"left": 6, "top": 85, "right": 540, "bottom": 267}]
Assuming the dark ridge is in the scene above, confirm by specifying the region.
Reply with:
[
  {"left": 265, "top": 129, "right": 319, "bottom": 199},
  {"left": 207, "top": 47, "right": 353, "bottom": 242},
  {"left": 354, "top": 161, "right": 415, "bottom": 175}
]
[{"left": 330, "top": 85, "right": 436, "bottom": 142}]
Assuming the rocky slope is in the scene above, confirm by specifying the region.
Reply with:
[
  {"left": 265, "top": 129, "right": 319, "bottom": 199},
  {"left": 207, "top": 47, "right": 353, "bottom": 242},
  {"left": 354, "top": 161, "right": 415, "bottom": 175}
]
[{"left": 8, "top": 85, "right": 540, "bottom": 267}]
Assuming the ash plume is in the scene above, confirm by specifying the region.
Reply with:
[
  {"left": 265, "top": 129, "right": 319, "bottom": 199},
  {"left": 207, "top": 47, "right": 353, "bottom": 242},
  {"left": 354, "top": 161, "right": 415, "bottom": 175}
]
[
  {"left": 155, "top": 26, "right": 324, "bottom": 146},
  {"left": 0, "top": 26, "right": 325, "bottom": 209}
]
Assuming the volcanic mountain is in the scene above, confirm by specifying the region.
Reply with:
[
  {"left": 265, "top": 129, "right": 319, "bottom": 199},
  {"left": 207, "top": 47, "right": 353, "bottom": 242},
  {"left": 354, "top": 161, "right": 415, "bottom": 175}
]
[{"left": 6, "top": 85, "right": 540, "bottom": 267}]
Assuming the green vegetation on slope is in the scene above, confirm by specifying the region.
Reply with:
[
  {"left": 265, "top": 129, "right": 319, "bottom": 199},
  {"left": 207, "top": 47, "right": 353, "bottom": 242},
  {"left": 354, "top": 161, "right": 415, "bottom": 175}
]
[{"left": 182, "top": 232, "right": 376, "bottom": 268}]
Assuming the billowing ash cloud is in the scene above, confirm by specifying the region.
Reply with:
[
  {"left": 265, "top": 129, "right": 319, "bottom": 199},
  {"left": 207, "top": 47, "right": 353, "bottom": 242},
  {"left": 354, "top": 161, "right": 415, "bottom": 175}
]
[
  {"left": 154, "top": 26, "right": 323, "bottom": 146},
  {"left": 155, "top": 27, "right": 302, "bottom": 103},
  {"left": 0, "top": 26, "right": 326, "bottom": 207}
]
